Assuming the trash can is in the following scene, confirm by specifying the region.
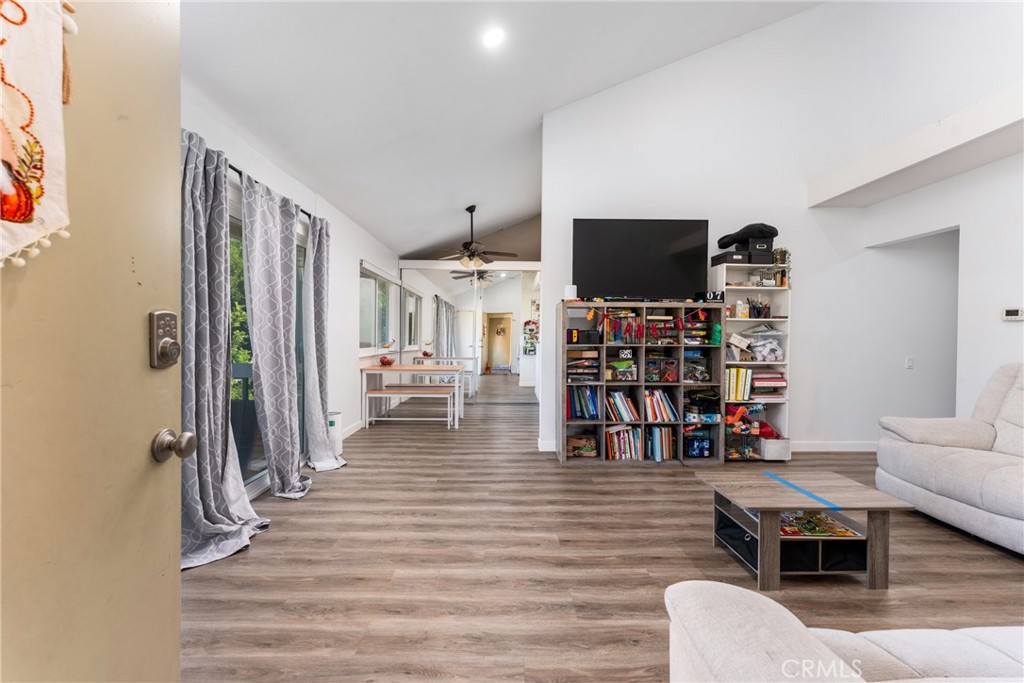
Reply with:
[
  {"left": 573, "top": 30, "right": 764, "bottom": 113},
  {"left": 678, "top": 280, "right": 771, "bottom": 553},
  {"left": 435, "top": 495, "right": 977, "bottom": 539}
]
[{"left": 328, "top": 411, "right": 344, "bottom": 456}]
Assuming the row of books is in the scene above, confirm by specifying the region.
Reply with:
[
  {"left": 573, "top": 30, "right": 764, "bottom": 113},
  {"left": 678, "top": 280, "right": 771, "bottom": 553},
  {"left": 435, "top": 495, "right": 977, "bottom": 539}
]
[
  {"left": 606, "top": 425, "right": 642, "bottom": 460},
  {"left": 645, "top": 426, "right": 675, "bottom": 462},
  {"left": 726, "top": 367, "right": 787, "bottom": 402},
  {"left": 643, "top": 388, "right": 680, "bottom": 422},
  {"left": 606, "top": 390, "right": 641, "bottom": 422},
  {"left": 567, "top": 386, "right": 599, "bottom": 420}
]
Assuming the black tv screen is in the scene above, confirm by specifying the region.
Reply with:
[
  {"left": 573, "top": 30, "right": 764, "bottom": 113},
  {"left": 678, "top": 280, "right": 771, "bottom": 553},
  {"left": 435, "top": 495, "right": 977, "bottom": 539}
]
[{"left": 572, "top": 219, "right": 708, "bottom": 299}]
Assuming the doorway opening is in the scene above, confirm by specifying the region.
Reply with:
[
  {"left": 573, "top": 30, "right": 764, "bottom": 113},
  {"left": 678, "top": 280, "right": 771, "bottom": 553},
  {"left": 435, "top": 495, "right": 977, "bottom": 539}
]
[{"left": 483, "top": 313, "right": 514, "bottom": 374}]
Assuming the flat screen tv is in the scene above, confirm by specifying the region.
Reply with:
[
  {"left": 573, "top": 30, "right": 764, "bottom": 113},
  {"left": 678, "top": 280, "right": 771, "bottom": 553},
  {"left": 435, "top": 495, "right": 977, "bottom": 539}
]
[{"left": 572, "top": 219, "right": 708, "bottom": 299}]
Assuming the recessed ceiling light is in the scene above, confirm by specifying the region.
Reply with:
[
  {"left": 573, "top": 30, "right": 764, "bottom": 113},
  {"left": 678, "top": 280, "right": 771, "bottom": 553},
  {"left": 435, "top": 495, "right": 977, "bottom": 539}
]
[
  {"left": 499, "top": 273, "right": 507, "bottom": 277},
  {"left": 481, "top": 26, "right": 505, "bottom": 50}
]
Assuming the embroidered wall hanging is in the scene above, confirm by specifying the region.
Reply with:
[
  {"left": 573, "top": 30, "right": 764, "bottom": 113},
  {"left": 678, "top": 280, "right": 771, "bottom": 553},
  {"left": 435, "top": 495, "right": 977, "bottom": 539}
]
[{"left": 1, "top": 0, "right": 72, "bottom": 268}]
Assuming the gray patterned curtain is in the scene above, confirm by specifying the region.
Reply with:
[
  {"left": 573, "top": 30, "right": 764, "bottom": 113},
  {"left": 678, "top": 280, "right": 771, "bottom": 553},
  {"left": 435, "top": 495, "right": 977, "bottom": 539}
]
[
  {"left": 180, "top": 130, "right": 268, "bottom": 569},
  {"left": 241, "top": 174, "right": 311, "bottom": 499},
  {"left": 434, "top": 295, "right": 457, "bottom": 356},
  {"left": 303, "top": 215, "right": 344, "bottom": 471}
]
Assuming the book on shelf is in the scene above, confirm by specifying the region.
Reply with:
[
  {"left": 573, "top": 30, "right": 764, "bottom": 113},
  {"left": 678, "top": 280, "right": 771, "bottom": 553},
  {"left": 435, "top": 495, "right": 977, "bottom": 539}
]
[
  {"left": 727, "top": 367, "right": 785, "bottom": 401},
  {"left": 567, "top": 349, "right": 599, "bottom": 359},
  {"left": 643, "top": 388, "right": 680, "bottom": 422},
  {"left": 605, "top": 309, "right": 641, "bottom": 344},
  {"left": 606, "top": 424, "right": 642, "bottom": 460},
  {"left": 567, "top": 385, "right": 599, "bottom": 420},
  {"left": 606, "top": 390, "right": 641, "bottom": 421},
  {"left": 645, "top": 425, "right": 675, "bottom": 462}
]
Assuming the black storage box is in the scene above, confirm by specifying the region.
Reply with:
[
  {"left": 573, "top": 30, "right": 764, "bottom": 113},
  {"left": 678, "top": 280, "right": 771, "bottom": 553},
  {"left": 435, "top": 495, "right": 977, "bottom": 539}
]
[
  {"left": 579, "top": 330, "right": 602, "bottom": 344},
  {"left": 712, "top": 251, "right": 773, "bottom": 266},
  {"left": 735, "top": 237, "right": 774, "bottom": 253},
  {"left": 711, "top": 251, "right": 748, "bottom": 266}
]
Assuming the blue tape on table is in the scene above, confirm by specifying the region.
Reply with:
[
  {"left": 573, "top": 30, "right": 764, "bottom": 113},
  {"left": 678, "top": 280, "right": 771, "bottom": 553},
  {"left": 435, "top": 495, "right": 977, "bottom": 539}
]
[{"left": 763, "top": 471, "right": 842, "bottom": 511}]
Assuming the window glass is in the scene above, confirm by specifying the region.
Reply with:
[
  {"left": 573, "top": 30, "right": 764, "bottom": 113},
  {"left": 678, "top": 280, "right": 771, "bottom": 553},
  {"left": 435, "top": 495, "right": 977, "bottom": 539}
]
[
  {"left": 359, "top": 271, "right": 391, "bottom": 350},
  {"left": 405, "top": 292, "right": 421, "bottom": 347}
]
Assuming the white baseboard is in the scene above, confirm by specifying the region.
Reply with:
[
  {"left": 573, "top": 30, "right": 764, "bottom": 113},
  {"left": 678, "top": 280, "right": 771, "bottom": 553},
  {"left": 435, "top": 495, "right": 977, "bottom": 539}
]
[
  {"left": 790, "top": 441, "right": 877, "bottom": 453},
  {"left": 341, "top": 419, "right": 362, "bottom": 439},
  {"left": 537, "top": 439, "right": 556, "bottom": 453},
  {"left": 519, "top": 379, "right": 536, "bottom": 387}
]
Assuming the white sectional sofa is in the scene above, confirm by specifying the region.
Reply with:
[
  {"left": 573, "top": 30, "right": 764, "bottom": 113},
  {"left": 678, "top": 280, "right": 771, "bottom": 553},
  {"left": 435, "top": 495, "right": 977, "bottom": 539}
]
[
  {"left": 665, "top": 580, "right": 1024, "bottom": 682},
  {"left": 875, "top": 363, "right": 1023, "bottom": 554}
]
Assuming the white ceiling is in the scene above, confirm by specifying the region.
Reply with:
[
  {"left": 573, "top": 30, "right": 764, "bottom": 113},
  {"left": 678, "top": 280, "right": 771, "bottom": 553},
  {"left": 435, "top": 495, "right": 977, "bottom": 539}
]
[{"left": 181, "top": 2, "right": 812, "bottom": 256}]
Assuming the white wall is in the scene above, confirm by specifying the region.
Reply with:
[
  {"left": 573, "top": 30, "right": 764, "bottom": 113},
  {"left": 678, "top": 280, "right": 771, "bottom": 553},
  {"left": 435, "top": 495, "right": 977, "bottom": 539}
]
[
  {"left": 519, "top": 273, "right": 539, "bottom": 387},
  {"left": 860, "top": 156, "right": 1023, "bottom": 416},
  {"left": 183, "top": 81, "right": 451, "bottom": 439},
  {"left": 540, "top": 2, "right": 1023, "bottom": 451}
]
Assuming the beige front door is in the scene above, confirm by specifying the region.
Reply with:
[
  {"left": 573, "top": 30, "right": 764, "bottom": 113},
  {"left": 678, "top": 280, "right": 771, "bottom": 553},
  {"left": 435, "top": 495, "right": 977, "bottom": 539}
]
[{"left": 1, "top": 4, "right": 182, "bottom": 681}]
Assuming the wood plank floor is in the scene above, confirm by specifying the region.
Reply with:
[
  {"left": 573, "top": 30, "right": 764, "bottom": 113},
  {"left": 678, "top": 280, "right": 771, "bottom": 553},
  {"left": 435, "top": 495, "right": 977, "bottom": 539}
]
[{"left": 182, "top": 374, "right": 1024, "bottom": 682}]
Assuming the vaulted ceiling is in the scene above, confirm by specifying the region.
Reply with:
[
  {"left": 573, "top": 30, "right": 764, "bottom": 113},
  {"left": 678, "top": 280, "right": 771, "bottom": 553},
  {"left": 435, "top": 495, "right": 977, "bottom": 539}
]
[{"left": 181, "top": 2, "right": 813, "bottom": 256}]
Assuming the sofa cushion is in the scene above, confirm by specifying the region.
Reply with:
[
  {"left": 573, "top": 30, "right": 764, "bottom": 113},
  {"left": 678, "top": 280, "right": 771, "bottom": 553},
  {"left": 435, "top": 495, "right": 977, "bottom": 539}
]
[
  {"left": 810, "top": 628, "right": 919, "bottom": 682},
  {"left": 958, "top": 627, "right": 1024, "bottom": 665},
  {"left": 879, "top": 416, "right": 995, "bottom": 450},
  {"left": 972, "top": 363, "right": 1022, "bottom": 425},
  {"left": 875, "top": 440, "right": 962, "bottom": 493},
  {"left": 931, "top": 451, "right": 1024, "bottom": 517},
  {"left": 859, "top": 628, "right": 1024, "bottom": 679},
  {"left": 992, "top": 368, "right": 1023, "bottom": 457},
  {"left": 978, "top": 463, "right": 1024, "bottom": 520},
  {"left": 665, "top": 581, "right": 859, "bottom": 682}
]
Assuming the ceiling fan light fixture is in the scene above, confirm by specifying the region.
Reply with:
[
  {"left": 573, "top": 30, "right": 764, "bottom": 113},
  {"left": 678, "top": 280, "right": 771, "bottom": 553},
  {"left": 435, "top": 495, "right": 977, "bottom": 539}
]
[
  {"left": 472, "top": 255, "right": 484, "bottom": 268},
  {"left": 460, "top": 255, "right": 472, "bottom": 269}
]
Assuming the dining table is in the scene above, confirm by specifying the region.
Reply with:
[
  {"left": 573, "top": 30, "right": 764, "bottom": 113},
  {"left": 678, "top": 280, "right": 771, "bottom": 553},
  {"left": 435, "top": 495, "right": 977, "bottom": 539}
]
[
  {"left": 412, "top": 355, "right": 478, "bottom": 397},
  {"left": 360, "top": 363, "right": 466, "bottom": 429}
]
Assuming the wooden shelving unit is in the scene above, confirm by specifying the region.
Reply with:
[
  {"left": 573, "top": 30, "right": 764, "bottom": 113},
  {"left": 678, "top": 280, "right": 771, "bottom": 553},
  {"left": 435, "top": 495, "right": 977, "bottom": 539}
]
[
  {"left": 709, "top": 261, "right": 792, "bottom": 462},
  {"left": 557, "top": 301, "right": 725, "bottom": 465}
]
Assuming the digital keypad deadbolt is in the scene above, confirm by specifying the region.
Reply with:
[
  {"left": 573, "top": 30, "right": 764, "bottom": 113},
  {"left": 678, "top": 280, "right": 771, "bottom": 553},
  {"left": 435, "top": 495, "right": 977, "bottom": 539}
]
[{"left": 149, "top": 310, "right": 181, "bottom": 369}]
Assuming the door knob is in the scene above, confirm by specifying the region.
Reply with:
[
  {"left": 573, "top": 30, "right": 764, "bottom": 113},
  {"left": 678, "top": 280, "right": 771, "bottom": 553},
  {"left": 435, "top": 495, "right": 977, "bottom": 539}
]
[{"left": 151, "top": 429, "right": 197, "bottom": 462}]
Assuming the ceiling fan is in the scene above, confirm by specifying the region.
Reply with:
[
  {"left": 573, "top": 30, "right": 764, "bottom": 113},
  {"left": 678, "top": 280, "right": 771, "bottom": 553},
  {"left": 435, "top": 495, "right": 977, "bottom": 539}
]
[
  {"left": 450, "top": 269, "right": 493, "bottom": 288},
  {"left": 439, "top": 205, "right": 518, "bottom": 268}
]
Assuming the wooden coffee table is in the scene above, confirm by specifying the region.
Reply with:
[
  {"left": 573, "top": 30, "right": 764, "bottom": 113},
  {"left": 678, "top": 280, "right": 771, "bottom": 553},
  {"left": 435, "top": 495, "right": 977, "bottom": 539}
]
[{"left": 695, "top": 470, "right": 914, "bottom": 591}]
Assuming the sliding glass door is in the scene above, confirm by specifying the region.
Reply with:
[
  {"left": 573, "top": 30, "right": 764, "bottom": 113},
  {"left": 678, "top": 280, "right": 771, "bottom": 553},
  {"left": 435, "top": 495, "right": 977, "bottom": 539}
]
[{"left": 229, "top": 217, "right": 306, "bottom": 487}]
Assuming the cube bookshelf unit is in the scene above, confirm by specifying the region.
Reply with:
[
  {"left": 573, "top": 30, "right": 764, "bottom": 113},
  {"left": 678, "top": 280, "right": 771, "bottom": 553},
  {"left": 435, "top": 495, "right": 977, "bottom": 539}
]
[
  {"left": 709, "top": 261, "right": 792, "bottom": 462},
  {"left": 557, "top": 301, "right": 725, "bottom": 465}
]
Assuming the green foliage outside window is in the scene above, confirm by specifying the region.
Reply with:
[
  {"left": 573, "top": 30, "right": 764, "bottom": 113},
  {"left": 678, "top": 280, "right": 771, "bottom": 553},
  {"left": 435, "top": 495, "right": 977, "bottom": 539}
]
[{"left": 230, "top": 237, "right": 252, "bottom": 400}]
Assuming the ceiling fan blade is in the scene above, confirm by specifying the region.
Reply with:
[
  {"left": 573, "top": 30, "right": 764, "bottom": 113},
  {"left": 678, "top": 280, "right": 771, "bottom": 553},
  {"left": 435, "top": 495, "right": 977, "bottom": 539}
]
[
  {"left": 437, "top": 252, "right": 463, "bottom": 260},
  {"left": 451, "top": 272, "right": 475, "bottom": 279},
  {"left": 478, "top": 253, "right": 493, "bottom": 264},
  {"left": 482, "top": 251, "right": 518, "bottom": 258}
]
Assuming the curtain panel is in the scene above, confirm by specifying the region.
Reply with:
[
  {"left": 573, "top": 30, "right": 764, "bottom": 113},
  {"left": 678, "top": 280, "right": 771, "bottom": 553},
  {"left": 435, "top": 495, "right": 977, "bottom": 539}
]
[
  {"left": 434, "top": 295, "right": 457, "bottom": 357},
  {"left": 303, "top": 215, "right": 345, "bottom": 471},
  {"left": 180, "top": 130, "right": 268, "bottom": 569},
  {"left": 241, "top": 174, "right": 311, "bottom": 499}
]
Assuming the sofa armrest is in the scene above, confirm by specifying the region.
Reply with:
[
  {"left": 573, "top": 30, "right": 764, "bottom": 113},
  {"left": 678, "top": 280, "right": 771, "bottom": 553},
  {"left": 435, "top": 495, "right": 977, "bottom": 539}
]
[
  {"left": 879, "top": 417, "right": 996, "bottom": 450},
  {"left": 665, "top": 581, "right": 861, "bottom": 682}
]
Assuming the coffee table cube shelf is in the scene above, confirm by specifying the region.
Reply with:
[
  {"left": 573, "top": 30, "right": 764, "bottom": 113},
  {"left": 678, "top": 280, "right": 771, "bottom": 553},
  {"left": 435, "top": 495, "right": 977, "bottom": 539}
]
[
  {"left": 696, "top": 471, "right": 914, "bottom": 591},
  {"left": 713, "top": 495, "right": 869, "bottom": 579}
]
